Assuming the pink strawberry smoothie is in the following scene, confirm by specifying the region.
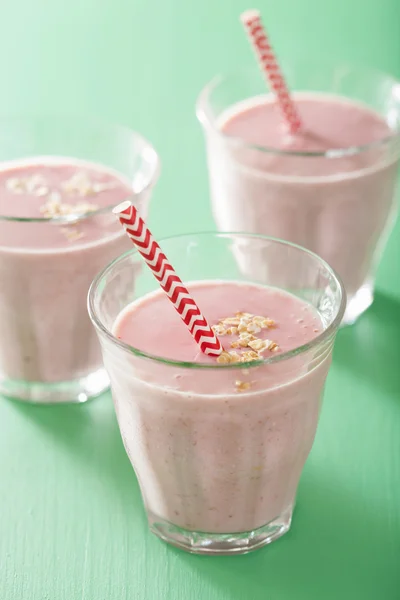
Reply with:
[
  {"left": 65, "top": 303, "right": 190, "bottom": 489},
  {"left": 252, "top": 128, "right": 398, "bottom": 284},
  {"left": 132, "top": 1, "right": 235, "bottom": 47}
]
[
  {"left": 110, "top": 280, "right": 330, "bottom": 534},
  {"left": 207, "top": 93, "right": 399, "bottom": 315},
  {"left": 0, "top": 157, "right": 145, "bottom": 390}
]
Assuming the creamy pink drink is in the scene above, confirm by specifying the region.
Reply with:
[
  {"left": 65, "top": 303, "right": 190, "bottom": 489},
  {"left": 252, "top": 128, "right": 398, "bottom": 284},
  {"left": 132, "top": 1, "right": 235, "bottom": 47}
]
[
  {"left": 215, "top": 95, "right": 398, "bottom": 305},
  {"left": 111, "top": 282, "right": 326, "bottom": 538},
  {"left": 0, "top": 157, "right": 154, "bottom": 402},
  {"left": 89, "top": 232, "right": 345, "bottom": 554},
  {"left": 198, "top": 67, "right": 400, "bottom": 324}
]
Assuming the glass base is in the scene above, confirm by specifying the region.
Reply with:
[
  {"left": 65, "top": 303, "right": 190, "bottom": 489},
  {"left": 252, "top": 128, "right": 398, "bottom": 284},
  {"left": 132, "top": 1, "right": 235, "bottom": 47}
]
[
  {"left": 148, "top": 505, "right": 293, "bottom": 555},
  {"left": 342, "top": 280, "right": 373, "bottom": 326},
  {"left": 0, "top": 368, "right": 110, "bottom": 404}
]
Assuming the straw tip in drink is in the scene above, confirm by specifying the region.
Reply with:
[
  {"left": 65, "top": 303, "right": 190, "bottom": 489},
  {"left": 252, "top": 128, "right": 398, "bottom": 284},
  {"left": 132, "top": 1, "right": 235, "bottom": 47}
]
[
  {"left": 240, "top": 9, "right": 260, "bottom": 24},
  {"left": 113, "top": 200, "right": 133, "bottom": 215}
]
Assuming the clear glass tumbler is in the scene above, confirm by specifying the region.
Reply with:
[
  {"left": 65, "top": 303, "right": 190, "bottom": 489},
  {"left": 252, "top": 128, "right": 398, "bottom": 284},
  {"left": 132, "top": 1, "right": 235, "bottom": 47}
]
[
  {"left": 0, "top": 116, "right": 159, "bottom": 403},
  {"left": 88, "top": 232, "right": 345, "bottom": 555},
  {"left": 197, "top": 61, "right": 400, "bottom": 324}
]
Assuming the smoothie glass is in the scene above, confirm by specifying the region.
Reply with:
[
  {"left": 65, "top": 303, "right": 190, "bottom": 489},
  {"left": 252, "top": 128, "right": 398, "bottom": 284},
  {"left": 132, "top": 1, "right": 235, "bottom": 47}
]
[
  {"left": 197, "top": 62, "right": 400, "bottom": 324},
  {"left": 88, "top": 232, "right": 345, "bottom": 555},
  {"left": 0, "top": 117, "right": 160, "bottom": 403}
]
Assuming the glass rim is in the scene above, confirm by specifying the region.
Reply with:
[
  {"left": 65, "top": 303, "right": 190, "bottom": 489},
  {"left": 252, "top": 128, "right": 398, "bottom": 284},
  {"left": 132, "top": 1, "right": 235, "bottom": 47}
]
[
  {"left": 87, "top": 231, "right": 346, "bottom": 371},
  {"left": 0, "top": 116, "right": 160, "bottom": 222},
  {"left": 196, "top": 63, "right": 400, "bottom": 159}
]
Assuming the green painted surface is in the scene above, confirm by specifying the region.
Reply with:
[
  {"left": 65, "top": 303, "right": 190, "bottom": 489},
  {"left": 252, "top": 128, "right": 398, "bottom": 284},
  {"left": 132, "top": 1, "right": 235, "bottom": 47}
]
[{"left": 1, "top": 0, "right": 400, "bottom": 598}]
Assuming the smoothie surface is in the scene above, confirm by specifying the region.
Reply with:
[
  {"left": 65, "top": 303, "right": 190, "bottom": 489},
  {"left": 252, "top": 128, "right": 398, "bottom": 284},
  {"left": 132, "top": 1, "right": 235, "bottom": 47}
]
[
  {"left": 220, "top": 93, "right": 393, "bottom": 153},
  {"left": 113, "top": 280, "right": 323, "bottom": 365}
]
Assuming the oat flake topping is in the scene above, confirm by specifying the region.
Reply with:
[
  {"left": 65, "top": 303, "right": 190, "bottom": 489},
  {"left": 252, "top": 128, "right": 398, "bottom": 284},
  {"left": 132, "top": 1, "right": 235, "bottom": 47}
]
[
  {"left": 214, "top": 311, "right": 279, "bottom": 367},
  {"left": 5, "top": 170, "right": 108, "bottom": 242},
  {"left": 213, "top": 311, "right": 279, "bottom": 391}
]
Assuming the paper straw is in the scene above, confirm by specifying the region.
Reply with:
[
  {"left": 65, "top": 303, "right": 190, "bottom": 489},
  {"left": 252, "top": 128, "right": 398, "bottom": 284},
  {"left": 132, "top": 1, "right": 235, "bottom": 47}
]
[
  {"left": 113, "top": 201, "right": 224, "bottom": 357},
  {"left": 240, "top": 9, "right": 302, "bottom": 134}
]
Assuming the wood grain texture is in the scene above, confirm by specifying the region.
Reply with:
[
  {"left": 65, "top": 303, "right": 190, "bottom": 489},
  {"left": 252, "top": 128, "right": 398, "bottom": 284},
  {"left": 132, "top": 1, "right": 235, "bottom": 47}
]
[{"left": 1, "top": 0, "right": 400, "bottom": 598}]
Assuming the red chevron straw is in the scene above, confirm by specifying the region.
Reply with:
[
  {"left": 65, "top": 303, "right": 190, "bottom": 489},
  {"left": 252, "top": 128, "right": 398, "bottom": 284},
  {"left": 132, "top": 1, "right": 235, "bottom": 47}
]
[
  {"left": 113, "top": 201, "right": 224, "bottom": 357},
  {"left": 240, "top": 9, "right": 302, "bottom": 135}
]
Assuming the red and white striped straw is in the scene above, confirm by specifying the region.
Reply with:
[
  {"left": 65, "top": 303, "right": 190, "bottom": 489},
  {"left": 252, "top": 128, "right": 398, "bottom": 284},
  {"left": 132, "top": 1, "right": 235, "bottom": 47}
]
[
  {"left": 113, "top": 201, "right": 224, "bottom": 358},
  {"left": 240, "top": 9, "right": 302, "bottom": 135}
]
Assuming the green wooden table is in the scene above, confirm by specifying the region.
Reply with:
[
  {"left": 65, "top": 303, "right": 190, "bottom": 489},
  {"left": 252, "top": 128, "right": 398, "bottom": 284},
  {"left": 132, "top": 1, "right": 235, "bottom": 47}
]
[{"left": 1, "top": 0, "right": 400, "bottom": 598}]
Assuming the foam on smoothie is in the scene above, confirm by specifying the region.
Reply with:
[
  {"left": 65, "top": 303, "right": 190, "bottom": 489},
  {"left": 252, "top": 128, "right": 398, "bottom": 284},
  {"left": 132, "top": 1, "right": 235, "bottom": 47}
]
[
  {"left": 113, "top": 280, "right": 322, "bottom": 365},
  {"left": 0, "top": 157, "right": 133, "bottom": 250},
  {"left": 220, "top": 92, "right": 392, "bottom": 153}
]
